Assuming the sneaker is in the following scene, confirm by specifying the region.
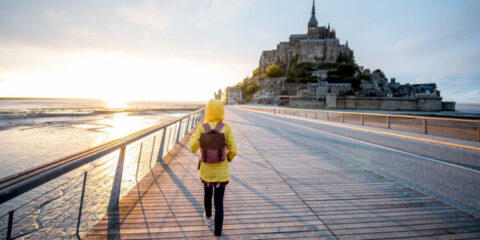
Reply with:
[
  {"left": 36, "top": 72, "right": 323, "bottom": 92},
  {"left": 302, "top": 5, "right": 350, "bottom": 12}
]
[{"left": 203, "top": 212, "right": 213, "bottom": 226}]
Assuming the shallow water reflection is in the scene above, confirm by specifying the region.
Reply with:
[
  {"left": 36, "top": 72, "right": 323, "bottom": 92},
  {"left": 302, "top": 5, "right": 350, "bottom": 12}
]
[{"left": 0, "top": 111, "right": 189, "bottom": 239}]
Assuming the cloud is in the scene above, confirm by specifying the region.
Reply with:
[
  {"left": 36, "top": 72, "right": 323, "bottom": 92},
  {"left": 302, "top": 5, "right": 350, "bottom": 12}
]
[
  {"left": 118, "top": 2, "right": 170, "bottom": 31},
  {"left": 116, "top": 0, "right": 252, "bottom": 31},
  {"left": 429, "top": 75, "right": 480, "bottom": 103},
  {"left": 43, "top": 9, "right": 70, "bottom": 23}
]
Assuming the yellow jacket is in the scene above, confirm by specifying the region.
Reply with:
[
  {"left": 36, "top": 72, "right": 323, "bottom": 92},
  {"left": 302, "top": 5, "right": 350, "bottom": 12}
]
[{"left": 189, "top": 99, "right": 236, "bottom": 182}]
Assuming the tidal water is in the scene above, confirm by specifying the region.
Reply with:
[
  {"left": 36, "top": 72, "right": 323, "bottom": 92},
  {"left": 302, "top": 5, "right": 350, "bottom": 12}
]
[{"left": 0, "top": 98, "right": 203, "bottom": 239}]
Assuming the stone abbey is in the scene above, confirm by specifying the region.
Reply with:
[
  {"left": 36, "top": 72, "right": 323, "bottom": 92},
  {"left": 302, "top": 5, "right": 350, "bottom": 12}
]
[
  {"left": 259, "top": 0, "right": 353, "bottom": 73},
  {"left": 226, "top": 0, "right": 454, "bottom": 111}
]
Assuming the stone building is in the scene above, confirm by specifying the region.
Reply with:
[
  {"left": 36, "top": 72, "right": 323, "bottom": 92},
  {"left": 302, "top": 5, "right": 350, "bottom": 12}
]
[
  {"left": 296, "top": 81, "right": 352, "bottom": 100},
  {"left": 259, "top": 0, "right": 352, "bottom": 73},
  {"left": 221, "top": 87, "right": 242, "bottom": 105},
  {"left": 213, "top": 89, "right": 222, "bottom": 100}
]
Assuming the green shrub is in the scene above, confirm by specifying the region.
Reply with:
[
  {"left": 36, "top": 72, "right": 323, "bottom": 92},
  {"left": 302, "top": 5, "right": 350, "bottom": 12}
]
[
  {"left": 260, "top": 72, "right": 268, "bottom": 80},
  {"left": 266, "top": 64, "right": 282, "bottom": 78},
  {"left": 373, "top": 69, "right": 385, "bottom": 78},
  {"left": 337, "top": 63, "right": 356, "bottom": 77},
  {"left": 245, "top": 81, "right": 259, "bottom": 101},
  {"left": 336, "top": 52, "right": 354, "bottom": 63},
  {"left": 252, "top": 68, "right": 259, "bottom": 77},
  {"left": 359, "top": 73, "right": 371, "bottom": 80}
]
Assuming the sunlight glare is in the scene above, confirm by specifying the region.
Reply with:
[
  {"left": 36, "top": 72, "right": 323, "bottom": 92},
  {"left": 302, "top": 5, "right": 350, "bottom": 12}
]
[
  {"left": 0, "top": 50, "right": 238, "bottom": 101},
  {"left": 105, "top": 97, "right": 129, "bottom": 109}
]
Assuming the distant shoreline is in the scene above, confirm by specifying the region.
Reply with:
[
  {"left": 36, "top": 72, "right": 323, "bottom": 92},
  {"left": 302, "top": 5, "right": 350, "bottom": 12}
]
[
  {"left": 0, "top": 97, "right": 96, "bottom": 101},
  {"left": 0, "top": 97, "right": 207, "bottom": 103}
]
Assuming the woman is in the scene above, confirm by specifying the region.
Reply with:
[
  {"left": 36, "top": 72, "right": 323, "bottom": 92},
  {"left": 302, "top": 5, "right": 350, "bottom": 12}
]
[{"left": 189, "top": 99, "right": 237, "bottom": 237}]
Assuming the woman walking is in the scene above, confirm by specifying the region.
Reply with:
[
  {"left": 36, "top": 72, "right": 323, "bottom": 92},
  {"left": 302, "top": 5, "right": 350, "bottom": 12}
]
[{"left": 189, "top": 99, "right": 237, "bottom": 237}]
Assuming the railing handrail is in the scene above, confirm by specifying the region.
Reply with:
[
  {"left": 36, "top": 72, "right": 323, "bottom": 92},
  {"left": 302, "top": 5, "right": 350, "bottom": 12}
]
[
  {"left": 0, "top": 108, "right": 204, "bottom": 205},
  {"left": 243, "top": 105, "right": 480, "bottom": 123}
]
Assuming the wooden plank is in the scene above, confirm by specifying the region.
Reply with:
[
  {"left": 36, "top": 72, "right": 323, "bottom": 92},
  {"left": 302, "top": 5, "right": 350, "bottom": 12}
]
[{"left": 336, "top": 226, "right": 480, "bottom": 239}]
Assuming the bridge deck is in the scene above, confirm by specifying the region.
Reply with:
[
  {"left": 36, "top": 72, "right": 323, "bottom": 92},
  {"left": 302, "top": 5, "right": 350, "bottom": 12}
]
[{"left": 86, "top": 108, "right": 480, "bottom": 239}]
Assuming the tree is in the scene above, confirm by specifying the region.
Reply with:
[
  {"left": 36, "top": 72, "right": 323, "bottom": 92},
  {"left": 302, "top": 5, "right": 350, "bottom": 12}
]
[
  {"left": 359, "top": 73, "right": 371, "bottom": 80},
  {"left": 260, "top": 73, "right": 268, "bottom": 80},
  {"left": 266, "top": 64, "right": 282, "bottom": 78},
  {"left": 252, "top": 68, "right": 259, "bottom": 77},
  {"left": 337, "top": 63, "right": 356, "bottom": 77},
  {"left": 245, "top": 81, "right": 259, "bottom": 101},
  {"left": 373, "top": 69, "right": 385, "bottom": 78}
]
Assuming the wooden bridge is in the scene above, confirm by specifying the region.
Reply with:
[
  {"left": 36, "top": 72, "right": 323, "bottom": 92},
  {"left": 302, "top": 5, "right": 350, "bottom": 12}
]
[{"left": 85, "top": 107, "right": 480, "bottom": 239}]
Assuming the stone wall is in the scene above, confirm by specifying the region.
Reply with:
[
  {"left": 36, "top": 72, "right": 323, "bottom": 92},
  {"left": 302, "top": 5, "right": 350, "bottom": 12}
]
[
  {"left": 299, "top": 39, "right": 339, "bottom": 63},
  {"left": 258, "top": 77, "right": 286, "bottom": 94},
  {"left": 289, "top": 99, "right": 326, "bottom": 108},
  {"left": 336, "top": 96, "right": 443, "bottom": 111},
  {"left": 285, "top": 82, "right": 308, "bottom": 95},
  {"left": 442, "top": 102, "right": 456, "bottom": 111},
  {"left": 260, "top": 50, "right": 278, "bottom": 72},
  {"left": 287, "top": 96, "right": 447, "bottom": 111}
]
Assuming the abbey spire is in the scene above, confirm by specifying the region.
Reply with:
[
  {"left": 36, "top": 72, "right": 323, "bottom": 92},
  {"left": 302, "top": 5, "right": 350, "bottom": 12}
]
[
  {"left": 312, "top": 0, "right": 316, "bottom": 15},
  {"left": 308, "top": 0, "right": 318, "bottom": 33}
]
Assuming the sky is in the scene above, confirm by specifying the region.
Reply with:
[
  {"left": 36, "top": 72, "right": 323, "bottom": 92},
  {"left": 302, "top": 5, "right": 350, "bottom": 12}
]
[{"left": 0, "top": 0, "right": 479, "bottom": 103}]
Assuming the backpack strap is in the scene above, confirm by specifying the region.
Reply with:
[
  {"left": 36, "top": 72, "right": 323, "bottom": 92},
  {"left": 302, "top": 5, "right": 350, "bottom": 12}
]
[
  {"left": 213, "top": 122, "right": 225, "bottom": 133},
  {"left": 203, "top": 123, "right": 212, "bottom": 132}
]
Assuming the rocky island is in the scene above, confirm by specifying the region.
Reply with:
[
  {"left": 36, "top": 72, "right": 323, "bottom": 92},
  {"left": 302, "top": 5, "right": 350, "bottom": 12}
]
[{"left": 226, "top": 1, "right": 455, "bottom": 112}]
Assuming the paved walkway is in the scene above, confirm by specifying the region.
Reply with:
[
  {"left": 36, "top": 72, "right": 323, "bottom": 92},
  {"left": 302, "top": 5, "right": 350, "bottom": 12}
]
[{"left": 86, "top": 108, "right": 480, "bottom": 239}]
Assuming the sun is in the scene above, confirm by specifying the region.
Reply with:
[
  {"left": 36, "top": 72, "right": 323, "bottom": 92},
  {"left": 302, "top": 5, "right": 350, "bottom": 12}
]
[{"left": 105, "top": 97, "right": 129, "bottom": 109}]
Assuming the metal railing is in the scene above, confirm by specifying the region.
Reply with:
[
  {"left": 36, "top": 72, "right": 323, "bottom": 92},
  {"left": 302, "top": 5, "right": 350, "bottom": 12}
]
[
  {"left": 0, "top": 109, "right": 204, "bottom": 239},
  {"left": 238, "top": 106, "right": 480, "bottom": 142}
]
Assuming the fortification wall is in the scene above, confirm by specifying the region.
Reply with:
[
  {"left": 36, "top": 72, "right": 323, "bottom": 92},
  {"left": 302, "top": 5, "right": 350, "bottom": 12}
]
[
  {"left": 288, "top": 96, "right": 446, "bottom": 111},
  {"left": 442, "top": 102, "right": 456, "bottom": 111},
  {"left": 289, "top": 99, "right": 326, "bottom": 108},
  {"left": 299, "top": 40, "right": 339, "bottom": 63},
  {"left": 284, "top": 82, "right": 307, "bottom": 95}
]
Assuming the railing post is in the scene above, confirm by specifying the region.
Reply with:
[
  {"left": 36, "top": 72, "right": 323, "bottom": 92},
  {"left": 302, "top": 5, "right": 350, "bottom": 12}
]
[
  {"left": 423, "top": 118, "right": 428, "bottom": 134},
  {"left": 176, "top": 120, "right": 183, "bottom": 143},
  {"left": 185, "top": 116, "right": 191, "bottom": 134},
  {"left": 6, "top": 210, "right": 14, "bottom": 240},
  {"left": 387, "top": 116, "right": 391, "bottom": 129},
  {"left": 166, "top": 127, "right": 174, "bottom": 152},
  {"left": 478, "top": 122, "right": 480, "bottom": 142},
  {"left": 149, "top": 136, "right": 156, "bottom": 169},
  {"left": 361, "top": 114, "right": 364, "bottom": 125},
  {"left": 108, "top": 146, "right": 126, "bottom": 211},
  {"left": 135, "top": 142, "right": 143, "bottom": 181},
  {"left": 157, "top": 128, "right": 167, "bottom": 161},
  {"left": 76, "top": 172, "right": 88, "bottom": 240}
]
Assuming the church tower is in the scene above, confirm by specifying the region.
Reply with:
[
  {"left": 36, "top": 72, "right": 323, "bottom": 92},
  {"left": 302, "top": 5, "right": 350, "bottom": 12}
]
[{"left": 308, "top": 0, "right": 318, "bottom": 35}]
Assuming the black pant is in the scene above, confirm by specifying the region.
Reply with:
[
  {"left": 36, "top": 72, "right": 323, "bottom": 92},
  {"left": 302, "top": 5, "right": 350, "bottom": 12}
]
[{"left": 204, "top": 182, "right": 226, "bottom": 236}]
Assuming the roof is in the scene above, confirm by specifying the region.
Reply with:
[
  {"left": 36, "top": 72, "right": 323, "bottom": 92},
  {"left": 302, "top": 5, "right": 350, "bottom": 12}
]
[
  {"left": 300, "top": 39, "right": 338, "bottom": 43},
  {"left": 308, "top": 15, "right": 318, "bottom": 26},
  {"left": 226, "top": 87, "right": 242, "bottom": 92},
  {"left": 308, "top": 0, "right": 318, "bottom": 26},
  {"left": 290, "top": 34, "right": 307, "bottom": 38}
]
